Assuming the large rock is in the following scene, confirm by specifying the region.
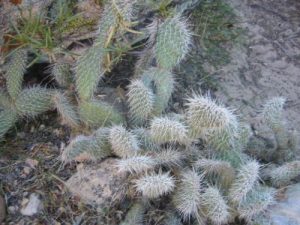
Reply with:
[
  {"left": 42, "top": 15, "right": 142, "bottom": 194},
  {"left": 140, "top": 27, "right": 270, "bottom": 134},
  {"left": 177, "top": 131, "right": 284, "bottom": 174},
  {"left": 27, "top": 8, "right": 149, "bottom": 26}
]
[
  {"left": 66, "top": 158, "right": 128, "bottom": 208},
  {"left": 270, "top": 183, "right": 300, "bottom": 225}
]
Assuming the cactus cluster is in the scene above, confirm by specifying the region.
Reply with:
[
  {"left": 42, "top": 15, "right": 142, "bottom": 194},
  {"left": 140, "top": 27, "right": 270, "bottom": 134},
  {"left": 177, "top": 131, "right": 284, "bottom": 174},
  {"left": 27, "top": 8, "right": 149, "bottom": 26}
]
[
  {"left": 1, "top": 1, "right": 299, "bottom": 225},
  {"left": 62, "top": 92, "right": 299, "bottom": 224}
]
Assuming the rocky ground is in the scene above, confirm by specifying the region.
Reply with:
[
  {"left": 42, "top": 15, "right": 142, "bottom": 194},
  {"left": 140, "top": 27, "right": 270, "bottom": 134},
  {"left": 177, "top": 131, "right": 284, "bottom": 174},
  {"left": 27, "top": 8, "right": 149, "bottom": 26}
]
[{"left": 0, "top": 0, "right": 300, "bottom": 224}]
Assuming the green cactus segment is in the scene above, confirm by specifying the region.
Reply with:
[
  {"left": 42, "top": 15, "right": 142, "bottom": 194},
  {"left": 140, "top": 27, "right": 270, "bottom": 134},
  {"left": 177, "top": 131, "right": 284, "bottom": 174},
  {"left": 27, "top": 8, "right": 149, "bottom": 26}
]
[
  {"left": 154, "top": 148, "right": 184, "bottom": 167},
  {"left": 185, "top": 94, "right": 235, "bottom": 139},
  {"left": 79, "top": 100, "right": 124, "bottom": 128},
  {"left": 229, "top": 160, "right": 260, "bottom": 204},
  {"left": 51, "top": 62, "right": 73, "bottom": 87},
  {"left": 155, "top": 15, "right": 191, "bottom": 70},
  {"left": 172, "top": 170, "right": 202, "bottom": 219},
  {"left": 0, "top": 109, "right": 18, "bottom": 138},
  {"left": 116, "top": 155, "right": 156, "bottom": 174},
  {"left": 132, "top": 128, "right": 159, "bottom": 151},
  {"left": 93, "top": 127, "right": 112, "bottom": 153},
  {"left": 262, "top": 97, "right": 290, "bottom": 151},
  {"left": 75, "top": 0, "right": 136, "bottom": 101},
  {"left": 205, "top": 119, "right": 239, "bottom": 153},
  {"left": 238, "top": 186, "right": 275, "bottom": 221},
  {"left": 163, "top": 211, "right": 183, "bottom": 225},
  {"left": 61, "top": 135, "right": 112, "bottom": 163},
  {"left": 0, "top": 91, "right": 12, "bottom": 109},
  {"left": 75, "top": 46, "right": 105, "bottom": 101},
  {"left": 237, "top": 123, "right": 252, "bottom": 151},
  {"left": 201, "top": 187, "right": 230, "bottom": 225},
  {"left": 16, "top": 87, "right": 54, "bottom": 117},
  {"left": 262, "top": 97, "right": 285, "bottom": 132},
  {"left": 141, "top": 67, "right": 175, "bottom": 115},
  {"left": 270, "top": 161, "right": 300, "bottom": 187},
  {"left": 52, "top": 92, "right": 79, "bottom": 127},
  {"left": 109, "top": 125, "right": 140, "bottom": 158},
  {"left": 120, "top": 202, "right": 145, "bottom": 225},
  {"left": 5, "top": 48, "right": 28, "bottom": 100},
  {"left": 150, "top": 116, "right": 189, "bottom": 145},
  {"left": 194, "top": 158, "right": 235, "bottom": 187},
  {"left": 134, "top": 172, "right": 175, "bottom": 198},
  {"left": 127, "top": 79, "right": 154, "bottom": 123}
]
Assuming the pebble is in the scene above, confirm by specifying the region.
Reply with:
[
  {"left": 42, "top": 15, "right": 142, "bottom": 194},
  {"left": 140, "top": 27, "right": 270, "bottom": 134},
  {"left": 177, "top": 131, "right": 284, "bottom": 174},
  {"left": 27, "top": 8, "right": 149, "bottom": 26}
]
[{"left": 20, "top": 193, "right": 43, "bottom": 216}]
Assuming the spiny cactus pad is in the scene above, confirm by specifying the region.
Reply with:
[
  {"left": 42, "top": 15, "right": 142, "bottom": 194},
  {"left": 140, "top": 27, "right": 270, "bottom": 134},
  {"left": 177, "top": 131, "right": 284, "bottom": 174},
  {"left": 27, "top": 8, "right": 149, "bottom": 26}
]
[
  {"left": 5, "top": 48, "right": 28, "bottom": 100},
  {"left": 150, "top": 116, "right": 188, "bottom": 144},
  {"left": 134, "top": 172, "right": 175, "bottom": 198},
  {"left": 79, "top": 100, "right": 124, "bottom": 128},
  {"left": 201, "top": 186, "right": 230, "bottom": 225},
  {"left": 185, "top": 94, "right": 235, "bottom": 138},
  {"left": 52, "top": 92, "right": 79, "bottom": 127},
  {"left": 0, "top": 109, "right": 18, "bottom": 138},
  {"left": 16, "top": 87, "right": 54, "bottom": 117},
  {"left": 172, "top": 170, "right": 202, "bottom": 220},
  {"left": 127, "top": 79, "right": 154, "bottom": 123},
  {"left": 155, "top": 15, "right": 191, "bottom": 70},
  {"left": 109, "top": 125, "right": 140, "bottom": 158},
  {"left": 229, "top": 160, "right": 260, "bottom": 204}
]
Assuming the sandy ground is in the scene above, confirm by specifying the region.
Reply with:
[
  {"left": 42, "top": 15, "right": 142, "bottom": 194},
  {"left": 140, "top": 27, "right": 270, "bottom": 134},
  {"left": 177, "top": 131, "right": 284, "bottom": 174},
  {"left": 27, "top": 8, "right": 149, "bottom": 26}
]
[{"left": 214, "top": 0, "right": 300, "bottom": 130}]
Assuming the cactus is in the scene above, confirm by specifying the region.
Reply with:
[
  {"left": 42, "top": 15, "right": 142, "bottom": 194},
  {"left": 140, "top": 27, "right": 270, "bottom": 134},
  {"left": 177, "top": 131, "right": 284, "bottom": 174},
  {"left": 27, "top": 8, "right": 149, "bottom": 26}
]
[
  {"left": 229, "top": 160, "right": 260, "bottom": 204},
  {"left": 127, "top": 79, "right": 154, "bottom": 123},
  {"left": 75, "top": 0, "right": 136, "bottom": 100},
  {"left": 61, "top": 135, "right": 112, "bottom": 163},
  {"left": 79, "top": 100, "right": 124, "bottom": 128},
  {"left": 201, "top": 186, "right": 230, "bottom": 225},
  {"left": 237, "top": 186, "right": 275, "bottom": 221},
  {"left": 140, "top": 67, "right": 175, "bottom": 115},
  {"left": 109, "top": 125, "right": 140, "bottom": 158},
  {"left": 116, "top": 155, "right": 156, "bottom": 174},
  {"left": 172, "top": 170, "right": 202, "bottom": 220},
  {"left": 0, "top": 90, "right": 12, "bottom": 109},
  {"left": 269, "top": 161, "right": 300, "bottom": 187},
  {"left": 150, "top": 116, "right": 189, "bottom": 144},
  {"left": 163, "top": 211, "right": 183, "bottom": 225},
  {"left": 262, "top": 97, "right": 285, "bottom": 133},
  {"left": 5, "top": 48, "right": 28, "bottom": 100},
  {"left": 50, "top": 62, "right": 73, "bottom": 88},
  {"left": 134, "top": 172, "right": 175, "bottom": 198},
  {"left": 0, "top": 109, "right": 18, "bottom": 138},
  {"left": 15, "top": 87, "right": 54, "bottom": 117},
  {"left": 52, "top": 92, "right": 79, "bottom": 127},
  {"left": 185, "top": 94, "right": 235, "bottom": 138},
  {"left": 154, "top": 147, "right": 184, "bottom": 167},
  {"left": 120, "top": 202, "right": 146, "bottom": 225},
  {"left": 155, "top": 15, "right": 191, "bottom": 70},
  {"left": 194, "top": 158, "right": 235, "bottom": 187}
]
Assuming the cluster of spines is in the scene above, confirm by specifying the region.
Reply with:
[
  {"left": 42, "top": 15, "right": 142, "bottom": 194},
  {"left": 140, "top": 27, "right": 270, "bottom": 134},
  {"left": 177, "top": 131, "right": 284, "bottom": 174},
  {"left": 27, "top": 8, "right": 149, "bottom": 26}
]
[
  {"left": 15, "top": 86, "right": 54, "bottom": 118},
  {"left": 172, "top": 170, "right": 202, "bottom": 220},
  {"left": 185, "top": 94, "right": 235, "bottom": 139}
]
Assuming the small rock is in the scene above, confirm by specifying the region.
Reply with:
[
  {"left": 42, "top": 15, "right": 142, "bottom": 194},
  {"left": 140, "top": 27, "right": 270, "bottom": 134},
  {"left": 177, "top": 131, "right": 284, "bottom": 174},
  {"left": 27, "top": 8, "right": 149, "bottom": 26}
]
[
  {"left": 25, "top": 158, "right": 38, "bottom": 169},
  {"left": 39, "top": 124, "right": 45, "bottom": 130},
  {"left": 20, "top": 193, "right": 43, "bottom": 216},
  {"left": 23, "top": 167, "right": 31, "bottom": 175},
  {"left": 0, "top": 195, "right": 6, "bottom": 223},
  {"left": 66, "top": 158, "right": 128, "bottom": 207}
]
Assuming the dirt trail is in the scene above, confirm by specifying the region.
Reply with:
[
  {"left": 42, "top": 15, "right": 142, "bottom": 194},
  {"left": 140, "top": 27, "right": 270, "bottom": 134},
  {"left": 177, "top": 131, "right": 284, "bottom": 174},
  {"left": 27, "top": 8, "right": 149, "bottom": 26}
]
[{"left": 214, "top": 0, "right": 300, "bottom": 130}]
